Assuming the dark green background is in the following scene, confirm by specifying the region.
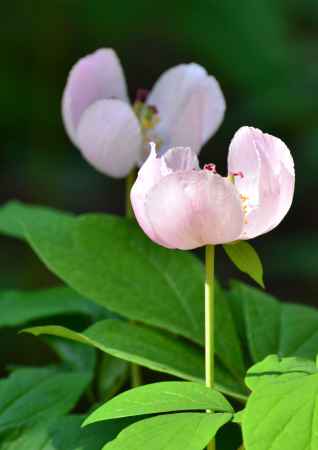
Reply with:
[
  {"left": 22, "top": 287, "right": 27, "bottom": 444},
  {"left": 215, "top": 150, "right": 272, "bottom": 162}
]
[{"left": 1, "top": 0, "right": 318, "bottom": 304}]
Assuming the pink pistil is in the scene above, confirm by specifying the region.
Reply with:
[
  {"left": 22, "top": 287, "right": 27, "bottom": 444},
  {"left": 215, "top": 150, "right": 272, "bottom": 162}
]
[
  {"left": 230, "top": 171, "right": 244, "bottom": 178},
  {"left": 204, "top": 163, "right": 217, "bottom": 173}
]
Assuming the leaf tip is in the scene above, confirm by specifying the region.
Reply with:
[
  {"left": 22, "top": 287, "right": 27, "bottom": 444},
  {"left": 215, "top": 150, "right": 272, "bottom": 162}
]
[{"left": 81, "top": 416, "right": 93, "bottom": 428}]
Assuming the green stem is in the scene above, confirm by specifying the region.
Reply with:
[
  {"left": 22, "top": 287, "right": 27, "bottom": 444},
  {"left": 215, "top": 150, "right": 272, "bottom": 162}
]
[
  {"left": 125, "top": 169, "right": 136, "bottom": 218},
  {"left": 205, "top": 245, "right": 215, "bottom": 450},
  {"left": 126, "top": 169, "right": 142, "bottom": 387},
  {"left": 131, "top": 361, "right": 143, "bottom": 387}
]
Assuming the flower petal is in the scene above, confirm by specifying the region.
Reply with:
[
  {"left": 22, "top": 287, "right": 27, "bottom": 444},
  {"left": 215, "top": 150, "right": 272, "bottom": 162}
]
[
  {"left": 161, "top": 146, "right": 199, "bottom": 175},
  {"left": 228, "top": 126, "right": 262, "bottom": 207},
  {"left": 144, "top": 171, "right": 244, "bottom": 250},
  {"left": 131, "top": 146, "right": 172, "bottom": 247},
  {"left": 76, "top": 99, "right": 142, "bottom": 178},
  {"left": 62, "top": 48, "right": 128, "bottom": 144},
  {"left": 228, "top": 126, "right": 295, "bottom": 239},
  {"left": 147, "top": 64, "right": 225, "bottom": 154},
  {"left": 131, "top": 146, "right": 200, "bottom": 247}
]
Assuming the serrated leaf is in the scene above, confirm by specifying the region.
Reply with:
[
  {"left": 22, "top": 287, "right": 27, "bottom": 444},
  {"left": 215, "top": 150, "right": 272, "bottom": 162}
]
[
  {"left": 84, "top": 381, "right": 233, "bottom": 426},
  {"left": 23, "top": 321, "right": 248, "bottom": 401},
  {"left": 103, "top": 412, "right": 232, "bottom": 450},
  {"left": 223, "top": 241, "right": 264, "bottom": 288},
  {"left": 0, "top": 368, "right": 90, "bottom": 433}
]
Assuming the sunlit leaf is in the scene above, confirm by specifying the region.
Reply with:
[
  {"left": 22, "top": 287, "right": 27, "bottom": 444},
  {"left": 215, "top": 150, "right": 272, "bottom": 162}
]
[
  {"left": 84, "top": 381, "right": 233, "bottom": 425},
  {"left": 23, "top": 321, "right": 248, "bottom": 401},
  {"left": 242, "top": 355, "right": 318, "bottom": 450},
  {"left": 103, "top": 413, "right": 232, "bottom": 450},
  {"left": 223, "top": 241, "right": 264, "bottom": 288}
]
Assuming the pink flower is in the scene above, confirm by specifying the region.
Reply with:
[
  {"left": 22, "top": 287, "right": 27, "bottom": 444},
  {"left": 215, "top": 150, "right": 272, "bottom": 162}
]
[
  {"left": 62, "top": 48, "right": 225, "bottom": 178},
  {"left": 131, "top": 126, "right": 295, "bottom": 250}
]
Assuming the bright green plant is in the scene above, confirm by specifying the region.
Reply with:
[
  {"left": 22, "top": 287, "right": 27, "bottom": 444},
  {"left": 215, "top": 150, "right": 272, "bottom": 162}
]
[{"left": 0, "top": 201, "right": 317, "bottom": 450}]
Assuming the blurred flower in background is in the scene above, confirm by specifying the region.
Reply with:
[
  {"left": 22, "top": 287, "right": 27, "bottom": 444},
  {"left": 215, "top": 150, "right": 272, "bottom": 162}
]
[{"left": 62, "top": 49, "right": 225, "bottom": 177}]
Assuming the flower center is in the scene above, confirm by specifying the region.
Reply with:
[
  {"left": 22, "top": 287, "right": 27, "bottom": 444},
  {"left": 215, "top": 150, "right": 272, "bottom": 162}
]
[
  {"left": 133, "top": 89, "right": 162, "bottom": 158},
  {"left": 227, "top": 171, "right": 251, "bottom": 223},
  {"left": 240, "top": 194, "right": 250, "bottom": 223}
]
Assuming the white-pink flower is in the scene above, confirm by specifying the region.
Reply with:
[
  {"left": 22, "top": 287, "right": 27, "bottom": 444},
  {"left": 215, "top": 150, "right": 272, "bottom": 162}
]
[
  {"left": 62, "top": 48, "right": 226, "bottom": 178},
  {"left": 131, "top": 126, "right": 295, "bottom": 250}
]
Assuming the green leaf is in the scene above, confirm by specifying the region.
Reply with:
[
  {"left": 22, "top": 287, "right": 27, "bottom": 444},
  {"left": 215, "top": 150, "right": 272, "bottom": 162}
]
[
  {"left": 0, "top": 415, "right": 132, "bottom": 450},
  {"left": 23, "top": 320, "right": 248, "bottom": 401},
  {"left": 214, "top": 364, "right": 248, "bottom": 401},
  {"left": 98, "top": 355, "right": 129, "bottom": 401},
  {"left": 103, "top": 412, "right": 232, "bottom": 450},
  {"left": 232, "top": 409, "right": 245, "bottom": 424},
  {"left": 46, "top": 337, "right": 96, "bottom": 374},
  {"left": 229, "top": 281, "right": 280, "bottom": 362},
  {"left": 245, "top": 354, "right": 317, "bottom": 391},
  {"left": 84, "top": 381, "right": 233, "bottom": 426},
  {"left": 242, "top": 359, "right": 318, "bottom": 450},
  {"left": 278, "top": 302, "right": 318, "bottom": 359},
  {"left": 51, "top": 416, "right": 133, "bottom": 450},
  {"left": 229, "top": 281, "right": 318, "bottom": 363},
  {"left": 23, "top": 321, "right": 204, "bottom": 381},
  {"left": 22, "top": 211, "right": 205, "bottom": 345},
  {"left": 1, "top": 202, "right": 246, "bottom": 379},
  {"left": 0, "top": 368, "right": 90, "bottom": 432},
  {"left": 223, "top": 241, "right": 264, "bottom": 288},
  {"left": 0, "top": 200, "right": 73, "bottom": 240},
  {"left": 0, "top": 286, "right": 102, "bottom": 327},
  {"left": 214, "top": 282, "right": 245, "bottom": 378},
  {"left": 0, "top": 424, "right": 53, "bottom": 450}
]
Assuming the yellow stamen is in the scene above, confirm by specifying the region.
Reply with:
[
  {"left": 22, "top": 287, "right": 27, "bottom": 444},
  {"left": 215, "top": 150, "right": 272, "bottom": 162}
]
[{"left": 133, "top": 100, "right": 161, "bottom": 157}]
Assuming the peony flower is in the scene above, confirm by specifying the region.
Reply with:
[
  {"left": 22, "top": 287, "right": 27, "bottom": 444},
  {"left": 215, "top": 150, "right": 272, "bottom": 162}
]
[
  {"left": 131, "top": 126, "right": 295, "bottom": 250},
  {"left": 62, "top": 48, "right": 225, "bottom": 178}
]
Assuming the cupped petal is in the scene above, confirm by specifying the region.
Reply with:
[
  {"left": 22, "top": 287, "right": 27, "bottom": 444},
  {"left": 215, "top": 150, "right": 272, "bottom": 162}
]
[
  {"left": 131, "top": 146, "right": 171, "bottom": 247},
  {"left": 76, "top": 99, "right": 142, "bottom": 178},
  {"left": 62, "top": 48, "right": 128, "bottom": 144},
  {"left": 131, "top": 145, "right": 199, "bottom": 247},
  {"left": 144, "top": 171, "right": 244, "bottom": 250},
  {"left": 147, "top": 64, "right": 225, "bottom": 154},
  {"left": 228, "top": 126, "right": 262, "bottom": 207},
  {"left": 228, "top": 126, "right": 295, "bottom": 239}
]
